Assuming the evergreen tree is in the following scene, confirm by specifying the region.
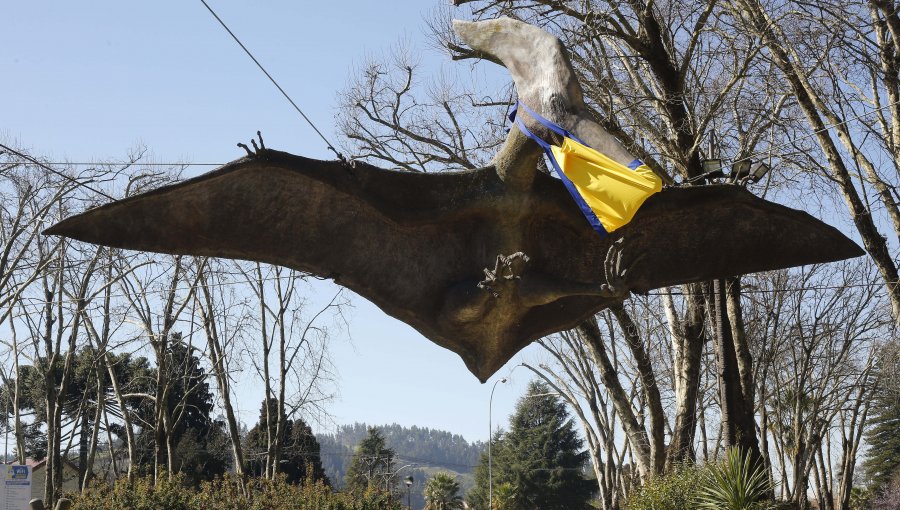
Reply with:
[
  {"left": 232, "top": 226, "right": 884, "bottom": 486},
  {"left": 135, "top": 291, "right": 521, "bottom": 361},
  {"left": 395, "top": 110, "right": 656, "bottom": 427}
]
[
  {"left": 344, "top": 427, "right": 396, "bottom": 493},
  {"left": 864, "top": 344, "right": 900, "bottom": 492},
  {"left": 133, "top": 339, "right": 228, "bottom": 484},
  {"left": 244, "top": 398, "right": 329, "bottom": 485},
  {"left": 424, "top": 472, "right": 464, "bottom": 510},
  {"left": 1, "top": 348, "right": 152, "bottom": 465},
  {"left": 466, "top": 381, "right": 594, "bottom": 510}
]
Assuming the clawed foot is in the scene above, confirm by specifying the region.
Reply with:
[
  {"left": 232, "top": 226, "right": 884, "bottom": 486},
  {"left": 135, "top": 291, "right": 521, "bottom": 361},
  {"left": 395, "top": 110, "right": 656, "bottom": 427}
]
[
  {"left": 478, "top": 252, "right": 530, "bottom": 297},
  {"left": 600, "top": 237, "right": 642, "bottom": 299},
  {"left": 237, "top": 131, "right": 267, "bottom": 158}
]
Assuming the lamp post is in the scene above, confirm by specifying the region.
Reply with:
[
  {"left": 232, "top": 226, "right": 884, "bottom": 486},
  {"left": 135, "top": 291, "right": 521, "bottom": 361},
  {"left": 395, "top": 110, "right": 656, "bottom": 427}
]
[
  {"left": 377, "top": 462, "right": 415, "bottom": 501},
  {"left": 404, "top": 475, "right": 413, "bottom": 510},
  {"left": 488, "top": 376, "right": 507, "bottom": 509},
  {"left": 702, "top": 133, "right": 765, "bottom": 464}
]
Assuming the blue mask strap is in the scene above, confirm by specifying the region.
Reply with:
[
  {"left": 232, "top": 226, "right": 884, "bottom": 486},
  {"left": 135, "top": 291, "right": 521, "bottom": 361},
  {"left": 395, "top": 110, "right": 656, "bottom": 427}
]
[{"left": 511, "top": 103, "right": 608, "bottom": 237}]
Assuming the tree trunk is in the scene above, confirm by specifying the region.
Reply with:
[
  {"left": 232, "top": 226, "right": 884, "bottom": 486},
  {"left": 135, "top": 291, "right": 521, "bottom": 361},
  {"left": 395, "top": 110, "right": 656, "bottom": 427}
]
[
  {"left": 711, "top": 278, "right": 762, "bottom": 465},
  {"left": 664, "top": 284, "right": 706, "bottom": 468},
  {"left": 274, "top": 271, "right": 289, "bottom": 479},
  {"left": 197, "top": 275, "right": 245, "bottom": 478},
  {"left": 77, "top": 405, "right": 89, "bottom": 490},
  {"left": 153, "top": 339, "right": 169, "bottom": 479},
  {"left": 576, "top": 317, "right": 653, "bottom": 479},
  {"left": 256, "top": 264, "right": 275, "bottom": 479},
  {"left": 725, "top": 277, "right": 754, "bottom": 406},
  {"left": 12, "top": 326, "right": 25, "bottom": 465},
  {"left": 103, "top": 352, "right": 135, "bottom": 480},
  {"left": 609, "top": 304, "right": 665, "bottom": 474}
]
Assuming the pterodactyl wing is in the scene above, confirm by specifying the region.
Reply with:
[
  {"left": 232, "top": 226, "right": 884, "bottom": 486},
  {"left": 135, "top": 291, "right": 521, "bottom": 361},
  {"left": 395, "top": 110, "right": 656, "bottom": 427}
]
[{"left": 45, "top": 149, "right": 863, "bottom": 381}]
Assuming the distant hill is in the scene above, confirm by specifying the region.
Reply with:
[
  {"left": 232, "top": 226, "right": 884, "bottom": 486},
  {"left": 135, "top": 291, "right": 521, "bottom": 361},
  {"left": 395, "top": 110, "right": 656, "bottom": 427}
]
[{"left": 317, "top": 423, "right": 485, "bottom": 510}]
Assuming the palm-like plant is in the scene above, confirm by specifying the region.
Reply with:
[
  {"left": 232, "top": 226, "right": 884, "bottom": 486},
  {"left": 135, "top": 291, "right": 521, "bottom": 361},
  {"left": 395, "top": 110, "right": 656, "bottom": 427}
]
[
  {"left": 423, "top": 472, "right": 464, "bottom": 510},
  {"left": 492, "top": 482, "right": 518, "bottom": 510},
  {"left": 696, "top": 448, "right": 772, "bottom": 510}
]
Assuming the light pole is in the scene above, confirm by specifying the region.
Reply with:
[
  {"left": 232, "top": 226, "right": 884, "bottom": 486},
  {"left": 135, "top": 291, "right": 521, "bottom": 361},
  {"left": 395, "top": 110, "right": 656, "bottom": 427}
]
[
  {"left": 404, "top": 475, "right": 413, "bottom": 510},
  {"left": 488, "top": 376, "right": 507, "bottom": 509},
  {"left": 381, "top": 463, "right": 416, "bottom": 497}
]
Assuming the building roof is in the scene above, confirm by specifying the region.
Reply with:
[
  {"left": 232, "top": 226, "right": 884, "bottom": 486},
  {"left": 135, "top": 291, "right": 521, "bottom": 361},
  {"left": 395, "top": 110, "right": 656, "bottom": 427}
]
[{"left": 5, "top": 458, "right": 80, "bottom": 471}]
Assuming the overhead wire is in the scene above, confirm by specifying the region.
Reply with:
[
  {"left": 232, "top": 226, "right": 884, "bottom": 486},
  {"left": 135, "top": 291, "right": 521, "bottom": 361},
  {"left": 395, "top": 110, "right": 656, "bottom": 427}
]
[
  {"left": 3, "top": 10, "right": 898, "bottom": 305},
  {"left": 644, "top": 281, "right": 889, "bottom": 297},
  {"left": 197, "top": 0, "right": 346, "bottom": 162},
  {"left": 0, "top": 142, "right": 117, "bottom": 201},
  {"left": 9, "top": 95, "right": 900, "bottom": 172},
  {"left": 6, "top": 162, "right": 225, "bottom": 167},
  {"left": 5, "top": 270, "right": 891, "bottom": 309},
  {"left": 9, "top": 270, "right": 328, "bottom": 308},
  {"left": 727, "top": 97, "right": 900, "bottom": 166}
]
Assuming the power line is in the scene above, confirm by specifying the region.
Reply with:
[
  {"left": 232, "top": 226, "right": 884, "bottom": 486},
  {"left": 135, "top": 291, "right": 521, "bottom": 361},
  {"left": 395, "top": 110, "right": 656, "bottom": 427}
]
[
  {"left": 6, "top": 269, "right": 889, "bottom": 309},
  {"left": 197, "top": 0, "right": 345, "bottom": 162},
  {"left": 10, "top": 270, "right": 329, "bottom": 308},
  {"left": 12, "top": 76, "right": 899, "bottom": 178},
  {"left": 8, "top": 162, "right": 225, "bottom": 167},
  {"left": 730, "top": 97, "right": 900, "bottom": 166},
  {"left": 645, "top": 281, "right": 891, "bottom": 297},
  {"left": 0, "top": 143, "right": 117, "bottom": 201}
]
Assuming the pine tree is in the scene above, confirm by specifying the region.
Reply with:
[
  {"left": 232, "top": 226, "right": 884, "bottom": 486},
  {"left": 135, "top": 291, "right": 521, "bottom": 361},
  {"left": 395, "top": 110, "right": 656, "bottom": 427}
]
[
  {"left": 243, "top": 398, "right": 329, "bottom": 485},
  {"left": 864, "top": 344, "right": 900, "bottom": 492},
  {"left": 132, "top": 340, "right": 228, "bottom": 484},
  {"left": 344, "top": 427, "right": 396, "bottom": 493},
  {"left": 287, "top": 416, "right": 330, "bottom": 484},
  {"left": 467, "top": 381, "right": 595, "bottom": 510}
]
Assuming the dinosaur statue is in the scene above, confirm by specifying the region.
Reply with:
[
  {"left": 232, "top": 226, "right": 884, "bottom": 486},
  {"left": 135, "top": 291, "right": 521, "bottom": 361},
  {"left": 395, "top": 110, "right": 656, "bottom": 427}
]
[{"left": 45, "top": 18, "right": 863, "bottom": 382}]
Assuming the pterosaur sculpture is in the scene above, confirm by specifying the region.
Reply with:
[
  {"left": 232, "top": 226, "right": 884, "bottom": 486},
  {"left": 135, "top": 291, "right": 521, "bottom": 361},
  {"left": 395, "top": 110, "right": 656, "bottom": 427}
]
[{"left": 46, "top": 18, "right": 863, "bottom": 381}]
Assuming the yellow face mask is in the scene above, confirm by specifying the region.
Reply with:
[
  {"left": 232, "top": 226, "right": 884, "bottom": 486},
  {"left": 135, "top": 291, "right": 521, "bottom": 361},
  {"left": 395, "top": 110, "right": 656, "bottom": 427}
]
[
  {"left": 550, "top": 137, "right": 661, "bottom": 233},
  {"left": 512, "top": 102, "right": 662, "bottom": 236}
]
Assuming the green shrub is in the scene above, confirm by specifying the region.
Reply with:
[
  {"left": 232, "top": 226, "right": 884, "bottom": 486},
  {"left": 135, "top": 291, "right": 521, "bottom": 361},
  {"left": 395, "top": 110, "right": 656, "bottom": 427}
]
[
  {"left": 69, "top": 473, "right": 403, "bottom": 510},
  {"left": 626, "top": 463, "right": 705, "bottom": 510},
  {"left": 627, "top": 450, "right": 775, "bottom": 510},
  {"left": 70, "top": 475, "right": 193, "bottom": 510},
  {"left": 696, "top": 448, "right": 772, "bottom": 510}
]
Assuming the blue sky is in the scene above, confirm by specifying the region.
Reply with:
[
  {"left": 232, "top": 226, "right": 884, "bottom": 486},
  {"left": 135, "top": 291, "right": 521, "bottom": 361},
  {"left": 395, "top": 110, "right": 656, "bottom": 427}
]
[{"left": 2, "top": 1, "right": 539, "bottom": 442}]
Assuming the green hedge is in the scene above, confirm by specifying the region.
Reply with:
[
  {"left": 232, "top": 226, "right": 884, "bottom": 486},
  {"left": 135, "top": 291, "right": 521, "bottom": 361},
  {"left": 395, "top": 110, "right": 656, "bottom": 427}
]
[{"left": 70, "top": 474, "right": 403, "bottom": 510}]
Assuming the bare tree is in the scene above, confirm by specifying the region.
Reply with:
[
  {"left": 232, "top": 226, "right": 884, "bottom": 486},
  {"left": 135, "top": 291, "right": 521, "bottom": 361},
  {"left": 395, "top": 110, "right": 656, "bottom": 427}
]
[
  {"left": 116, "top": 254, "right": 204, "bottom": 480},
  {"left": 728, "top": 0, "right": 900, "bottom": 322},
  {"left": 338, "top": 46, "right": 506, "bottom": 172},
  {"left": 238, "top": 262, "right": 345, "bottom": 479},
  {"left": 743, "top": 262, "right": 888, "bottom": 509},
  {"left": 195, "top": 260, "right": 249, "bottom": 480}
]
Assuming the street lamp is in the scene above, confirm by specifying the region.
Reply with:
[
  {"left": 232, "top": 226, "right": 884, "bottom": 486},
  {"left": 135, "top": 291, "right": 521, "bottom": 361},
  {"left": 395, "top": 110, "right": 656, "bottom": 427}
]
[
  {"left": 701, "top": 158, "right": 725, "bottom": 178},
  {"left": 730, "top": 159, "right": 752, "bottom": 181},
  {"left": 730, "top": 159, "right": 771, "bottom": 185},
  {"left": 690, "top": 157, "right": 773, "bottom": 186},
  {"left": 404, "top": 475, "right": 414, "bottom": 510},
  {"left": 488, "top": 376, "right": 507, "bottom": 509},
  {"left": 747, "top": 161, "right": 771, "bottom": 183}
]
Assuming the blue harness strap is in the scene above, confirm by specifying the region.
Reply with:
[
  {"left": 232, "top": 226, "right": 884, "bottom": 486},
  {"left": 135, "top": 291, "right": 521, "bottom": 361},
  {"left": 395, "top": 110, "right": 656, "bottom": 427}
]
[{"left": 509, "top": 102, "right": 608, "bottom": 237}]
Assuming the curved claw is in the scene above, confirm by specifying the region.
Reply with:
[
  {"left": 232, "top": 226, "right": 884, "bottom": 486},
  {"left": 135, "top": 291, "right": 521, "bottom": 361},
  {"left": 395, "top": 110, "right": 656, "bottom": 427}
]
[
  {"left": 477, "top": 251, "right": 531, "bottom": 297},
  {"left": 238, "top": 131, "right": 268, "bottom": 159},
  {"left": 602, "top": 236, "right": 643, "bottom": 299}
]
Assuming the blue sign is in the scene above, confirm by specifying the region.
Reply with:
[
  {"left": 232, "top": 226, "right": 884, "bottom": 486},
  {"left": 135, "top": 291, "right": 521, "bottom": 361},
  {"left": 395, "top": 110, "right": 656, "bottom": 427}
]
[{"left": 7, "top": 466, "right": 28, "bottom": 480}]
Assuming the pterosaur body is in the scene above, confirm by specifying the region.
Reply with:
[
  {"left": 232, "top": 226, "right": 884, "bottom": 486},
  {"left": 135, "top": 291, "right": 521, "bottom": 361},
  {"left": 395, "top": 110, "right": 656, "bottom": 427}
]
[
  {"left": 46, "top": 147, "right": 863, "bottom": 381},
  {"left": 45, "top": 18, "right": 864, "bottom": 381}
]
